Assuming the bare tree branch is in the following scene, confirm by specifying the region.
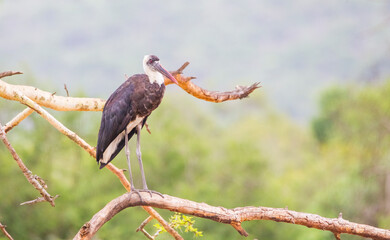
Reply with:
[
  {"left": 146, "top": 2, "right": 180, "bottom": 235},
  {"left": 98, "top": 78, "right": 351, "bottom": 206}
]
[
  {"left": 0, "top": 123, "right": 57, "bottom": 207},
  {"left": 75, "top": 192, "right": 390, "bottom": 240},
  {"left": 3, "top": 107, "right": 34, "bottom": 133},
  {"left": 0, "top": 222, "right": 14, "bottom": 240},
  {"left": 0, "top": 78, "right": 106, "bottom": 111},
  {"left": 166, "top": 62, "right": 261, "bottom": 102},
  {"left": 0, "top": 64, "right": 260, "bottom": 112}
]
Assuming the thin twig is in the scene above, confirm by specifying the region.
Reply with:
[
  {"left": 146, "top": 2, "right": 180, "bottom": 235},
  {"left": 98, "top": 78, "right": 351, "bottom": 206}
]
[
  {"left": 0, "top": 71, "right": 22, "bottom": 79},
  {"left": 136, "top": 216, "right": 154, "bottom": 232},
  {"left": 0, "top": 123, "right": 57, "bottom": 207},
  {"left": 64, "top": 84, "right": 69, "bottom": 97},
  {"left": 136, "top": 216, "right": 155, "bottom": 240},
  {"left": 172, "top": 61, "right": 190, "bottom": 75},
  {"left": 20, "top": 195, "right": 60, "bottom": 206},
  {"left": 3, "top": 107, "right": 34, "bottom": 133},
  {"left": 152, "top": 228, "right": 163, "bottom": 239},
  {"left": 145, "top": 122, "right": 152, "bottom": 134},
  {"left": 0, "top": 222, "right": 14, "bottom": 240},
  {"left": 139, "top": 229, "right": 154, "bottom": 240}
]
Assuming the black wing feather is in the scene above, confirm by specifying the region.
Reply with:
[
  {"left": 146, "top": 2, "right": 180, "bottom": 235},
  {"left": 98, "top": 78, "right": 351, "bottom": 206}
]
[{"left": 96, "top": 77, "right": 139, "bottom": 167}]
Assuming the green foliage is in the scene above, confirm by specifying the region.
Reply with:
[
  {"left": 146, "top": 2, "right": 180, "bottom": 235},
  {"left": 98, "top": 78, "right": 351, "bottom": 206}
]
[
  {"left": 312, "top": 87, "right": 348, "bottom": 143},
  {"left": 310, "top": 80, "right": 390, "bottom": 226},
  {"left": 154, "top": 213, "right": 203, "bottom": 237}
]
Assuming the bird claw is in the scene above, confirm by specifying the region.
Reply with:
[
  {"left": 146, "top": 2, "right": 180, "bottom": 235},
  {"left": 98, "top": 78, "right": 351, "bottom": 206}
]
[
  {"left": 143, "top": 189, "right": 164, "bottom": 198},
  {"left": 129, "top": 188, "right": 164, "bottom": 202},
  {"left": 145, "top": 123, "right": 152, "bottom": 134},
  {"left": 129, "top": 188, "right": 144, "bottom": 201}
]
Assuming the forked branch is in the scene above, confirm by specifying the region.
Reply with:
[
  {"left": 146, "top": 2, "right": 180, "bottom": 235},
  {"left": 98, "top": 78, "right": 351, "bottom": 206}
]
[
  {"left": 75, "top": 192, "right": 390, "bottom": 240},
  {"left": 0, "top": 123, "right": 57, "bottom": 207},
  {"left": 167, "top": 62, "right": 261, "bottom": 102}
]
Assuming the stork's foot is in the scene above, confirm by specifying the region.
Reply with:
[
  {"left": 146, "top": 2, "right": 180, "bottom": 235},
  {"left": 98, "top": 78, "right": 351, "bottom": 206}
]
[
  {"left": 129, "top": 188, "right": 143, "bottom": 201},
  {"left": 129, "top": 188, "right": 164, "bottom": 201},
  {"left": 142, "top": 189, "right": 164, "bottom": 198}
]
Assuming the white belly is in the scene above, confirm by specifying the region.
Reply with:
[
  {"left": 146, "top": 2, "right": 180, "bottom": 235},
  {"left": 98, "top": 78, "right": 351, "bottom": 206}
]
[{"left": 101, "top": 116, "right": 144, "bottom": 164}]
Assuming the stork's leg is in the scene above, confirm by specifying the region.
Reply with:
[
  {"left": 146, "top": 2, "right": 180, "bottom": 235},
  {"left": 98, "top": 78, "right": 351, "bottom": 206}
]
[
  {"left": 125, "top": 128, "right": 146, "bottom": 201},
  {"left": 125, "top": 128, "right": 135, "bottom": 190},
  {"left": 136, "top": 124, "right": 148, "bottom": 190},
  {"left": 136, "top": 124, "right": 164, "bottom": 198}
]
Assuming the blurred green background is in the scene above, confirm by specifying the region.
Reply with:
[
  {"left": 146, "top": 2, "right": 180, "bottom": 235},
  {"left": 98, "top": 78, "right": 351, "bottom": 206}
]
[{"left": 1, "top": 1, "right": 389, "bottom": 239}]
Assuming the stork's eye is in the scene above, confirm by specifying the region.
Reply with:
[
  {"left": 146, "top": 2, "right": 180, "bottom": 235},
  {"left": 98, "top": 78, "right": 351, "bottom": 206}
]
[{"left": 147, "top": 59, "right": 154, "bottom": 65}]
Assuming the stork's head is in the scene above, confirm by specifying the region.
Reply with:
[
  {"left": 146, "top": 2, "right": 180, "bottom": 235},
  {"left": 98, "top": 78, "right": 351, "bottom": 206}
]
[{"left": 143, "top": 55, "right": 178, "bottom": 85}]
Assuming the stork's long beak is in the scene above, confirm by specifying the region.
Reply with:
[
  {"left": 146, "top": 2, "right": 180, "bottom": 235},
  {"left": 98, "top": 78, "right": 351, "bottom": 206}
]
[{"left": 154, "top": 62, "right": 179, "bottom": 85}]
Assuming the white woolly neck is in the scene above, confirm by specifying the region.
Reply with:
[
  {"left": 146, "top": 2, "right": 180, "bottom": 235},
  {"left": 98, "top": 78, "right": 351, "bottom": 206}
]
[
  {"left": 144, "top": 67, "right": 164, "bottom": 85},
  {"left": 143, "top": 56, "right": 164, "bottom": 85}
]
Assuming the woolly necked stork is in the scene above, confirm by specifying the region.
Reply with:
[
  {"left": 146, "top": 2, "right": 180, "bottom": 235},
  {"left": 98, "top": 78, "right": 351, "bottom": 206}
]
[{"left": 96, "top": 55, "right": 178, "bottom": 194}]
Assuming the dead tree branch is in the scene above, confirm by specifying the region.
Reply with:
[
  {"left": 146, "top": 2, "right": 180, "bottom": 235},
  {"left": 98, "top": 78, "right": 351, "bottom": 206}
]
[
  {"left": 0, "top": 123, "right": 57, "bottom": 207},
  {"left": 166, "top": 62, "right": 261, "bottom": 102},
  {"left": 75, "top": 192, "right": 390, "bottom": 240},
  {"left": 0, "top": 77, "right": 105, "bottom": 111},
  {"left": 0, "top": 63, "right": 260, "bottom": 112},
  {"left": 3, "top": 107, "right": 34, "bottom": 133},
  {"left": 0, "top": 222, "right": 14, "bottom": 240}
]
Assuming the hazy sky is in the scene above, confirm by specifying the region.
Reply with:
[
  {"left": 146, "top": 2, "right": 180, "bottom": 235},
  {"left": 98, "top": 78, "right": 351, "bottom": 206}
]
[{"left": 1, "top": 0, "right": 389, "bottom": 122}]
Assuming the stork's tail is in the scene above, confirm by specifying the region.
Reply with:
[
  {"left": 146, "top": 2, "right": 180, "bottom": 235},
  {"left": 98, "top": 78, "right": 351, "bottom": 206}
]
[{"left": 98, "top": 160, "right": 108, "bottom": 169}]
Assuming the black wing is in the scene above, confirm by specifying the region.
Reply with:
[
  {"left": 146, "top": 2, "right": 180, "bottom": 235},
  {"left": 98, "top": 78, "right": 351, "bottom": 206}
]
[{"left": 96, "top": 77, "right": 140, "bottom": 167}]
